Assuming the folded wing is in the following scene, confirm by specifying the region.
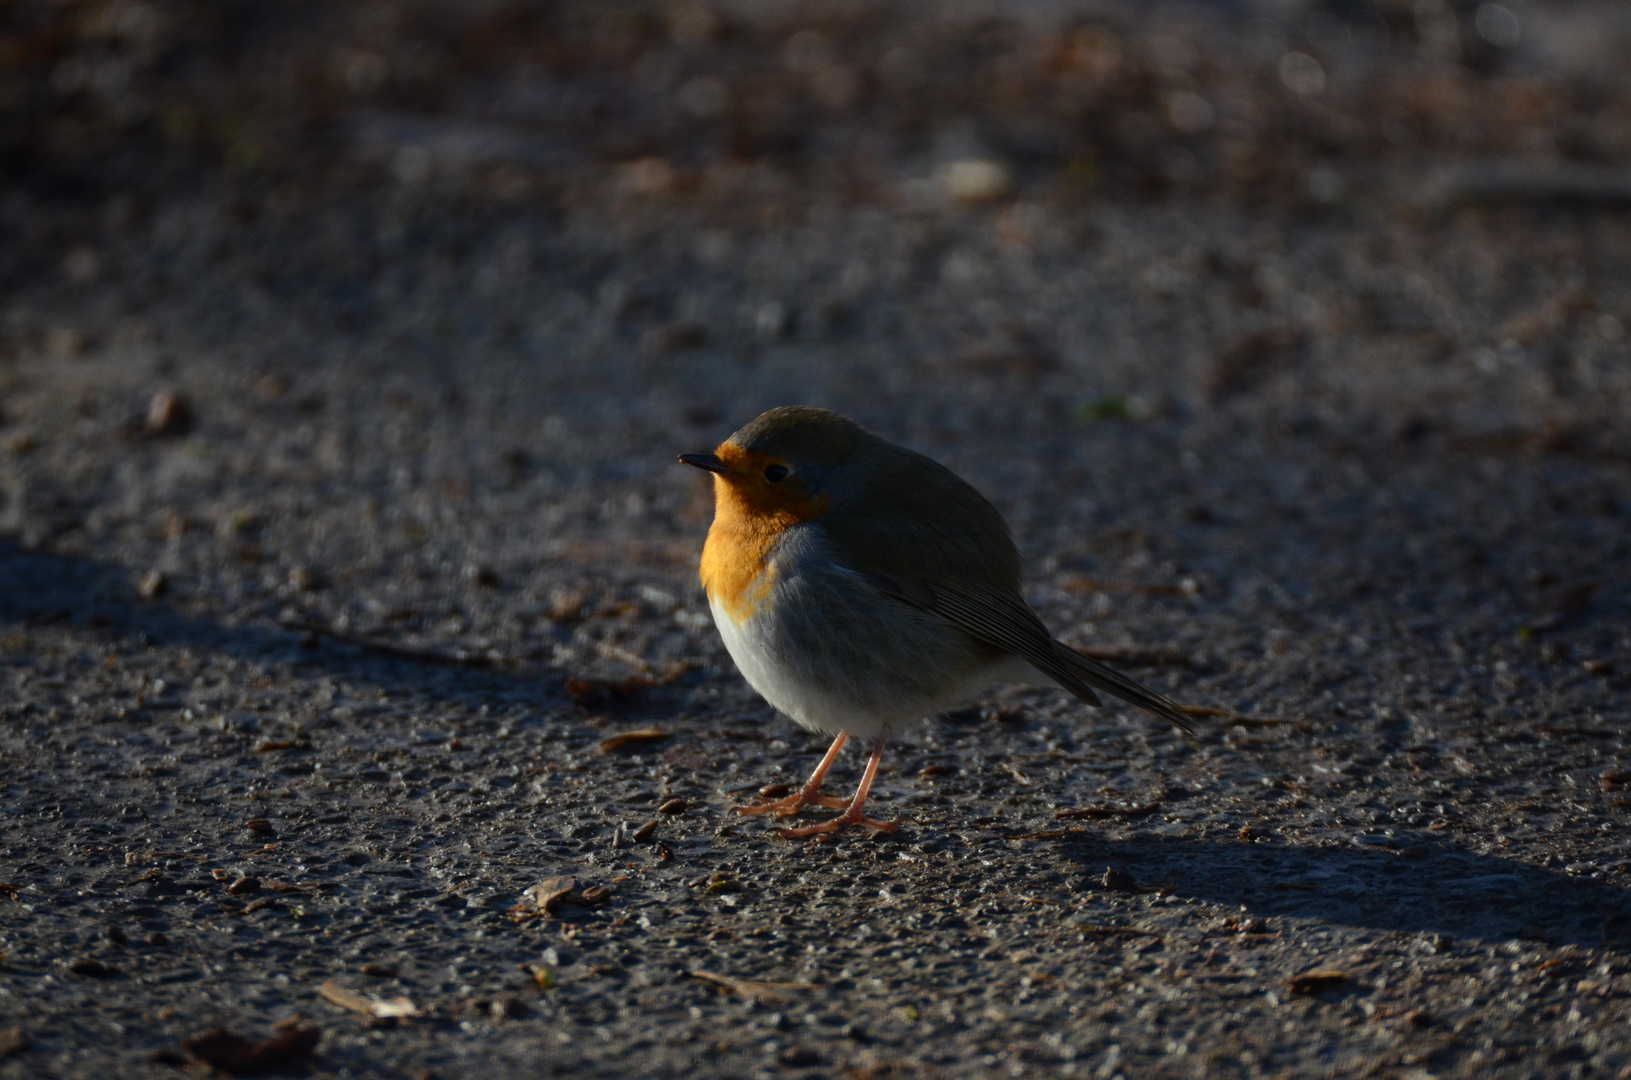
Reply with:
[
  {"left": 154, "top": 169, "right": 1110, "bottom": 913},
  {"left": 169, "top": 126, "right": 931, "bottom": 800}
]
[{"left": 863, "top": 571, "right": 1195, "bottom": 737}]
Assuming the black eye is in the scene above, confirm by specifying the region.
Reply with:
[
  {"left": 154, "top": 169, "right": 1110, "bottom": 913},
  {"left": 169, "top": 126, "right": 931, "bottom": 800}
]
[{"left": 764, "top": 464, "right": 789, "bottom": 483}]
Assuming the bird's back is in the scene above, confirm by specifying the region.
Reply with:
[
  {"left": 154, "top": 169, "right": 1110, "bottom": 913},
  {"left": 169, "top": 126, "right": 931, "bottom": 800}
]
[{"left": 819, "top": 437, "right": 1022, "bottom": 594}]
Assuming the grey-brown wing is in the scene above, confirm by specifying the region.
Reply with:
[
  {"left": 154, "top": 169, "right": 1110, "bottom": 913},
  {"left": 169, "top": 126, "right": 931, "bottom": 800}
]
[{"left": 864, "top": 571, "right": 1195, "bottom": 736}]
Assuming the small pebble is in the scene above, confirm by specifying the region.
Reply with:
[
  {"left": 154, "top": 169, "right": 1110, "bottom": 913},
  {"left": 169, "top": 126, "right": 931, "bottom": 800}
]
[
  {"left": 137, "top": 569, "right": 167, "bottom": 601},
  {"left": 939, "top": 159, "right": 1013, "bottom": 202},
  {"left": 1100, "top": 867, "right": 1138, "bottom": 892},
  {"left": 639, "top": 321, "right": 707, "bottom": 356},
  {"left": 226, "top": 877, "right": 261, "bottom": 895},
  {"left": 489, "top": 994, "right": 528, "bottom": 1020},
  {"left": 145, "top": 390, "right": 190, "bottom": 436}
]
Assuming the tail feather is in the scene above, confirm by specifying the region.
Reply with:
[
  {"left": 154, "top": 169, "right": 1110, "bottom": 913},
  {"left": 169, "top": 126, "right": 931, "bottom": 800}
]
[{"left": 1043, "top": 641, "right": 1196, "bottom": 737}]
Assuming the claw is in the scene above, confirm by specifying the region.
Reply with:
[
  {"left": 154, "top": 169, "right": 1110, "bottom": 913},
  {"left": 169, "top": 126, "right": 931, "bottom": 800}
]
[{"left": 774, "top": 810, "right": 901, "bottom": 838}]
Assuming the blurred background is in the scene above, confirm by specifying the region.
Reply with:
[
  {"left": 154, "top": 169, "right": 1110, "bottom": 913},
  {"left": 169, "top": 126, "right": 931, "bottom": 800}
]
[
  {"left": 2, "top": 0, "right": 1630, "bottom": 572},
  {"left": 4, "top": 1, "right": 1631, "bottom": 434},
  {"left": 7, "top": 0, "right": 1631, "bottom": 208}
]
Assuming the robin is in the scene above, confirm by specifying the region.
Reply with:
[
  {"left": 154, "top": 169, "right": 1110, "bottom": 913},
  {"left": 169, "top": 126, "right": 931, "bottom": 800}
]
[{"left": 680, "top": 406, "right": 1194, "bottom": 837}]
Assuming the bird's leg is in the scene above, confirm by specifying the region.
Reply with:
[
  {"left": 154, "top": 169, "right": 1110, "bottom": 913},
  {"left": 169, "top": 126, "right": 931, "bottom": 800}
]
[
  {"left": 776, "top": 734, "right": 901, "bottom": 837},
  {"left": 734, "top": 733, "right": 852, "bottom": 817}
]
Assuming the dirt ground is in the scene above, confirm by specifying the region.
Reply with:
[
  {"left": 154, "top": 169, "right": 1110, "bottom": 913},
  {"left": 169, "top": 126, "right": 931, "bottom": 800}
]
[{"left": 2, "top": 2, "right": 1631, "bottom": 1078}]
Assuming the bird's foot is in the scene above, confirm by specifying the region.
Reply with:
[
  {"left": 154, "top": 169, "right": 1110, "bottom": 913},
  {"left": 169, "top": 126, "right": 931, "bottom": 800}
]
[
  {"left": 733, "top": 788, "right": 850, "bottom": 818},
  {"left": 773, "top": 803, "right": 901, "bottom": 838}
]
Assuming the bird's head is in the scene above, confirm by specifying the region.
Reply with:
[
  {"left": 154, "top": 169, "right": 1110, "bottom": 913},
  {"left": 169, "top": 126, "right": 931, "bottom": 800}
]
[{"left": 679, "top": 406, "right": 868, "bottom": 522}]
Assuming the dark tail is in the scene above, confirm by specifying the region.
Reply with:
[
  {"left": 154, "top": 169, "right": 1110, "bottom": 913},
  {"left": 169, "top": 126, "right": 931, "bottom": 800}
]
[{"left": 1046, "top": 641, "right": 1196, "bottom": 737}]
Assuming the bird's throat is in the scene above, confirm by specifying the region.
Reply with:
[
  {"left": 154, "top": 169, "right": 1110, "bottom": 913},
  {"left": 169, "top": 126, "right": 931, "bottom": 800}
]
[{"left": 699, "top": 477, "right": 821, "bottom": 621}]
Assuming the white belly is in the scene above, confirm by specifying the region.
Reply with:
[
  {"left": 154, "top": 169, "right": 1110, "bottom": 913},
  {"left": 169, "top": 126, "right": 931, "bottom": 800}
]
[
  {"left": 707, "top": 587, "right": 1043, "bottom": 741},
  {"left": 708, "top": 593, "right": 862, "bottom": 732}
]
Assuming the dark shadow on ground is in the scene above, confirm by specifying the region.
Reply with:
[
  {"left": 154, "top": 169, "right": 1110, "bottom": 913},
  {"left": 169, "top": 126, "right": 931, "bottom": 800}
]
[
  {"left": 0, "top": 535, "right": 558, "bottom": 707},
  {"left": 1054, "top": 831, "right": 1631, "bottom": 948}
]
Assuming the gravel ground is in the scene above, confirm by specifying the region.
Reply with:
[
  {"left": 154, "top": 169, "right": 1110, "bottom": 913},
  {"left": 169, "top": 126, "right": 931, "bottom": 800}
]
[{"left": 4, "top": 3, "right": 1631, "bottom": 1079}]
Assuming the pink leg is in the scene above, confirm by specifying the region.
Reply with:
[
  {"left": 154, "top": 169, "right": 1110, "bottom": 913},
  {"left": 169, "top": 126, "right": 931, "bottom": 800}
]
[
  {"left": 734, "top": 733, "right": 852, "bottom": 817},
  {"left": 775, "top": 734, "right": 900, "bottom": 838}
]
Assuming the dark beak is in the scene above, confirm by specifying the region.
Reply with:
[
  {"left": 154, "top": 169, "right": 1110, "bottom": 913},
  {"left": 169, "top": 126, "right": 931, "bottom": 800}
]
[{"left": 678, "top": 452, "right": 732, "bottom": 475}]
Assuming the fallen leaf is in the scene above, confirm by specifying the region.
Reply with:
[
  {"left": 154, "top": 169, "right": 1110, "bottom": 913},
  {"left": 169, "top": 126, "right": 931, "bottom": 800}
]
[
  {"left": 568, "top": 675, "right": 654, "bottom": 706},
  {"left": 1055, "top": 802, "right": 1162, "bottom": 820},
  {"left": 66, "top": 957, "right": 118, "bottom": 979},
  {"left": 1177, "top": 704, "right": 1292, "bottom": 727},
  {"left": 511, "top": 876, "right": 611, "bottom": 921},
  {"left": 516, "top": 876, "right": 576, "bottom": 916},
  {"left": 179, "top": 1025, "right": 320, "bottom": 1074},
  {"left": 598, "top": 728, "right": 672, "bottom": 753},
  {"left": 687, "top": 970, "right": 817, "bottom": 1003},
  {"left": 318, "top": 980, "right": 418, "bottom": 1019},
  {"left": 1076, "top": 924, "right": 1162, "bottom": 939},
  {"left": 1287, "top": 970, "right": 1348, "bottom": 995}
]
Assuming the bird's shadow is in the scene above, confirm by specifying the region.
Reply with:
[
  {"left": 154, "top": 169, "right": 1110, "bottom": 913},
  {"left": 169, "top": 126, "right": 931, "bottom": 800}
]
[
  {"left": 0, "top": 535, "right": 554, "bottom": 707},
  {"left": 1048, "top": 829, "right": 1631, "bottom": 949}
]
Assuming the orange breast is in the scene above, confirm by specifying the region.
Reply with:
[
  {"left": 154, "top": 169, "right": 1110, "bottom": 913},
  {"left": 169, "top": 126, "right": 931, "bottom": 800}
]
[{"left": 698, "top": 452, "right": 829, "bottom": 622}]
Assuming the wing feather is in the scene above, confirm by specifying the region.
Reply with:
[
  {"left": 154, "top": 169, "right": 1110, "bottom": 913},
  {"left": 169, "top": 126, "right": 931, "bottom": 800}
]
[{"left": 863, "top": 571, "right": 1194, "bottom": 736}]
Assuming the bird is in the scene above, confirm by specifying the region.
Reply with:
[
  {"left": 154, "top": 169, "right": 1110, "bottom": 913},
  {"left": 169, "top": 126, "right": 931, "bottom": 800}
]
[{"left": 679, "top": 406, "right": 1194, "bottom": 837}]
